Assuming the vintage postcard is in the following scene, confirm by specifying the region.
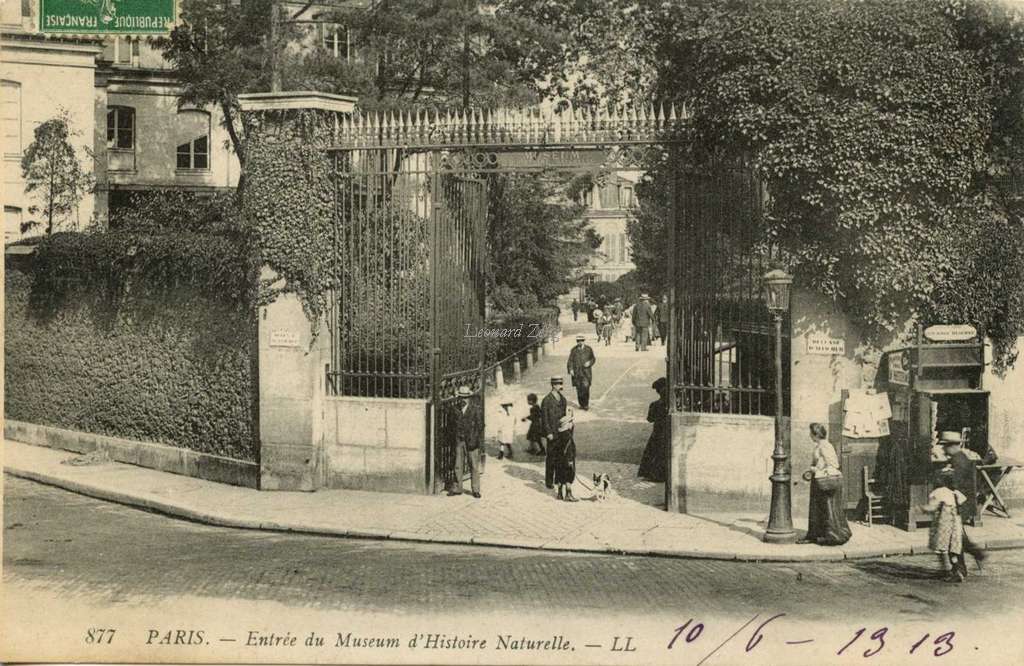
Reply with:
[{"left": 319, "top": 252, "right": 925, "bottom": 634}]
[{"left": 4, "top": 1, "right": 1024, "bottom": 664}]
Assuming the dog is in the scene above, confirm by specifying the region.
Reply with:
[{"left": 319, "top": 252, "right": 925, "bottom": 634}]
[{"left": 592, "top": 472, "right": 612, "bottom": 500}]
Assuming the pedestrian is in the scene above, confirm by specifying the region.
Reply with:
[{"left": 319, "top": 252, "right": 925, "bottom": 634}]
[
  {"left": 571, "top": 298, "right": 580, "bottom": 322},
  {"left": 542, "top": 376, "right": 578, "bottom": 501},
  {"left": 446, "top": 385, "right": 482, "bottom": 499},
  {"left": 638, "top": 377, "right": 669, "bottom": 482},
  {"left": 632, "top": 294, "right": 655, "bottom": 351},
  {"left": 567, "top": 334, "right": 596, "bottom": 410},
  {"left": 599, "top": 311, "right": 614, "bottom": 346},
  {"left": 922, "top": 468, "right": 969, "bottom": 582},
  {"left": 650, "top": 300, "right": 660, "bottom": 342},
  {"left": 592, "top": 306, "right": 604, "bottom": 338},
  {"left": 496, "top": 400, "right": 515, "bottom": 460},
  {"left": 522, "top": 393, "right": 545, "bottom": 455},
  {"left": 798, "top": 423, "right": 851, "bottom": 545},
  {"left": 938, "top": 431, "right": 987, "bottom": 567},
  {"left": 658, "top": 294, "right": 670, "bottom": 346}
]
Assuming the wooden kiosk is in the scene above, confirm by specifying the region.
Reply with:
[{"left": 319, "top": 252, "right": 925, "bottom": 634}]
[{"left": 882, "top": 325, "right": 986, "bottom": 530}]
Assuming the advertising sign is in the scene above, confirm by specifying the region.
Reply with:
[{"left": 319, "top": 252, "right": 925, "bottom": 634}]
[
  {"left": 888, "top": 349, "right": 911, "bottom": 385},
  {"left": 923, "top": 324, "right": 978, "bottom": 342},
  {"left": 806, "top": 333, "right": 845, "bottom": 356},
  {"left": 40, "top": 0, "right": 176, "bottom": 34}
]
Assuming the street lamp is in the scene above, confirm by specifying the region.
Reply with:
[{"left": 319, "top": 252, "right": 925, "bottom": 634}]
[{"left": 762, "top": 268, "right": 796, "bottom": 544}]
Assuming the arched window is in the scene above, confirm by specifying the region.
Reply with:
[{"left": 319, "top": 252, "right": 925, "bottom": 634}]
[
  {"left": 2, "top": 80, "right": 21, "bottom": 160},
  {"left": 106, "top": 106, "right": 135, "bottom": 150},
  {"left": 175, "top": 109, "right": 210, "bottom": 170}
]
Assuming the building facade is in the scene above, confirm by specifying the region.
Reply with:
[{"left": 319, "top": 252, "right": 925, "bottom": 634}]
[{"left": 581, "top": 171, "right": 639, "bottom": 283}]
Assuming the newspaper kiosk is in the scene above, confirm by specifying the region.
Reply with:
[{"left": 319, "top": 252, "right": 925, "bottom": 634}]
[{"left": 882, "top": 325, "right": 987, "bottom": 531}]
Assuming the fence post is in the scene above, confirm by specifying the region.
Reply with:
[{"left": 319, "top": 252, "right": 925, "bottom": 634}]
[
  {"left": 494, "top": 365, "right": 504, "bottom": 388},
  {"left": 531, "top": 345, "right": 539, "bottom": 365},
  {"left": 523, "top": 349, "right": 531, "bottom": 371},
  {"left": 512, "top": 357, "right": 522, "bottom": 383}
]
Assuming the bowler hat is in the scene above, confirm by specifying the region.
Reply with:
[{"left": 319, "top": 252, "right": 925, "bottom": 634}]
[
  {"left": 640, "top": 294, "right": 650, "bottom": 300},
  {"left": 550, "top": 376, "right": 564, "bottom": 385}
]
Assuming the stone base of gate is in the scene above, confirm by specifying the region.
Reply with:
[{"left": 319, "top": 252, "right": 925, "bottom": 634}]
[
  {"left": 668, "top": 413, "right": 779, "bottom": 516},
  {"left": 322, "top": 397, "right": 429, "bottom": 493}
]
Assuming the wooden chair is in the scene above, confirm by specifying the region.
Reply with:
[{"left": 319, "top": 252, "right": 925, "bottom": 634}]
[{"left": 862, "top": 466, "right": 889, "bottom": 526}]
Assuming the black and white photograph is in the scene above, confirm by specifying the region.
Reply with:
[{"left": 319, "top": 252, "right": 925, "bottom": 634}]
[{"left": 4, "top": 1, "right": 1024, "bottom": 664}]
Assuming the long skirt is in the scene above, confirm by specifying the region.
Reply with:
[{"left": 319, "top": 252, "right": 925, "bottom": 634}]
[
  {"left": 806, "top": 477, "right": 852, "bottom": 545},
  {"left": 638, "top": 431, "right": 667, "bottom": 482},
  {"left": 545, "top": 432, "right": 576, "bottom": 488}
]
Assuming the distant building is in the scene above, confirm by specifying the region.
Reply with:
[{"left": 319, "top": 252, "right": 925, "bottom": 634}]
[{"left": 581, "top": 171, "right": 639, "bottom": 283}]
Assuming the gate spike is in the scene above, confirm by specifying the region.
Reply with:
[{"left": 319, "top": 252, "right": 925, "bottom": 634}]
[
  {"left": 658, "top": 102, "right": 666, "bottom": 131},
  {"left": 669, "top": 103, "right": 678, "bottom": 124}
]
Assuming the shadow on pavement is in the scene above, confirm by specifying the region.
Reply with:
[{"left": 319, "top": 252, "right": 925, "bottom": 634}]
[{"left": 852, "top": 559, "right": 944, "bottom": 583}]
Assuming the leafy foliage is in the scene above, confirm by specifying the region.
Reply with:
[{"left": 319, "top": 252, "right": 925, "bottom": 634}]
[
  {"left": 549, "top": 0, "right": 1024, "bottom": 367},
  {"left": 20, "top": 109, "right": 94, "bottom": 235},
  {"left": 109, "top": 189, "right": 243, "bottom": 237},
  {"left": 485, "top": 172, "right": 599, "bottom": 312},
  {"left": 5, "top": 229, "right": 258, "bottom": 460},
  {"left": 241, "top": 109, "right": 337, "bottom": 330}
]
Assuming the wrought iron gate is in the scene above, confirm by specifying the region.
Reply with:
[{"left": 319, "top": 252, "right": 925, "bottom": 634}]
[
  {"left": 667, "top": 165, "right": 785, "bottom": 416},
  {"left": 327, "top": 143, "right": 487, "bottom": 491},
  {"left": 323, "top": 106, "right": 777, "bottom": 494}
]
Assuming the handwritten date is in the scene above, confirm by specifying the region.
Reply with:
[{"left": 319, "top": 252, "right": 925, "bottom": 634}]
[{"left": 668, "top": 616, "right": 956, "bottom": 661}]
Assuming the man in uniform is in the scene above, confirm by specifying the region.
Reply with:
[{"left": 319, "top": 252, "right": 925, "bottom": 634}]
[
  {"left": 447, "top": 385, "right": 482, "bottom": 498},
  {"left": 567, "top": 334, "right": 596, "bottom": 410},
  {"left": 632, "top": 294, "right": 655, "bottom": 351}
]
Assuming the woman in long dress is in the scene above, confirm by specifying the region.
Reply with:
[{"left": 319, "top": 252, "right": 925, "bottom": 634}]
[
  {"left": 550, "top": 412, "right": 578, "bottom": 501},
  {"left": 800, "top": 423, "right": 852, "bottom": 546},
  {"left": 638, "top": 377, "right": 669, "bottom": 482}
]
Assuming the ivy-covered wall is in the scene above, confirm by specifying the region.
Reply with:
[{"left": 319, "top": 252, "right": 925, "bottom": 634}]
[{"left": 4, "top": 234, "right": 259, "bottom": 461}]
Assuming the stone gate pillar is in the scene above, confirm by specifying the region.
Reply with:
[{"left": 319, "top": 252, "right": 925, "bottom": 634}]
[{"left": 239, "top": 92, "right": 356, "bottom": 491}]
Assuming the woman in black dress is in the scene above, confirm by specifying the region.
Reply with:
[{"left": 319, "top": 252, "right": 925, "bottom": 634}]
[
  {"left": 638, "top": 377, "right": 669, "bottom": 482},
  {"left": 799, "top": 423, "right": 852, "bottom": 546}
]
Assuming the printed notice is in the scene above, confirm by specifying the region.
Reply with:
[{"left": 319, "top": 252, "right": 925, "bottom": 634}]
[{"left": 806, "top": 334, "right": 845, "bottom": 355}]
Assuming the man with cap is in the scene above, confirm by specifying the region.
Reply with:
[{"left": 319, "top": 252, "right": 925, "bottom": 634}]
[
  {"left": 632, "top": 294, "right": 655, "bottom": 352},
  {"left": 541, "top": 376, "right": 579, "bottom": 501},
  {"left": 939, "top": 430, "right": 987, "bottom": 566},
  {"left": 567, "top": 335, "right": 597, "bottom": 410},
  {"left": 447, "top": 385, "right": 483, "bottom": 498}
]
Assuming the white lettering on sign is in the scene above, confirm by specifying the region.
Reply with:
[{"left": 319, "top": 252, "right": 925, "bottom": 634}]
[
  {"left": 924, "top": 324, "right": 978, "bottom": 342},
  {"left": 270, "top": 329, "right": 301, "bottom": 348},
  {"left": 806, "top": 334, "right": 845, "bottom": 355}
]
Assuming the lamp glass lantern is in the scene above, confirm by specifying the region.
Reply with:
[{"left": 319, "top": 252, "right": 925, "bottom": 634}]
[{"left": 762, "top": 269, "right": 794, "bottom": 315}]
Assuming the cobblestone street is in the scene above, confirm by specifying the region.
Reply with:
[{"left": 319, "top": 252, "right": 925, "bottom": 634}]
[{"left": 7, "top": 477, "right": 1024, "bottom": 621}]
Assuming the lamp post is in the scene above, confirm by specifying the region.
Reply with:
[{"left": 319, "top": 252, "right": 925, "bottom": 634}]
[{"left": 762, "top": 268, "right": 796, "bottom": 544}]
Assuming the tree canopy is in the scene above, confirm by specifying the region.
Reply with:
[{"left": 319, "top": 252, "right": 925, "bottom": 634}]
[{"left": 516, "top": 0, "right": 1024, "bottom": 367}]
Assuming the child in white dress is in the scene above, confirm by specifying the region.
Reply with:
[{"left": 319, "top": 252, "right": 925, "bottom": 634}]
[{"left": 922, "top": 468, "right": 968, "bottom": 582}]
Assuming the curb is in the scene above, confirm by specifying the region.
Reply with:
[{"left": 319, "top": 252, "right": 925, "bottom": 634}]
[{"left": 6, "top": 465, "right": 1021, "bottom": 563}]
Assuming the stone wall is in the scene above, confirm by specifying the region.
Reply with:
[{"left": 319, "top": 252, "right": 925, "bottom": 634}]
[
  {"left": 669, "top": 412, "right": 775, "bottom": 515},
  {"left": 322, "top": 398, "right": 429, "bottom": 493}
]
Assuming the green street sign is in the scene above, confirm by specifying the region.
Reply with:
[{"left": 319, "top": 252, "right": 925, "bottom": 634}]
[{"left": 40, "top": 0, "right": 176, "bottom": 34}]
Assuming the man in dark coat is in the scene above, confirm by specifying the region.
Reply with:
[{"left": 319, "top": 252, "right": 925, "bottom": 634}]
[
  {"left": 567, "top": 335, "right": 596, "bottom": 410},
  {"left": 447, "top": 385, "right": 482, "bottom": 498},
  {"left": 940, "top": 432, "right": 987, "bottom": 565},
  {"left": 632, "top": 294, "right": 655, "bottom": 351},
  {"left": 658, "top": 294, "right": 670, "bottom": 346},
  {"left": 541, "top": 376, "right": 578, "bottom": 501}
]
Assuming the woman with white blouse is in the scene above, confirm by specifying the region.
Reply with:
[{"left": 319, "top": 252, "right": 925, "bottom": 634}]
[{"left": 799, "top": 423, "right": 852, "bottom": 545}]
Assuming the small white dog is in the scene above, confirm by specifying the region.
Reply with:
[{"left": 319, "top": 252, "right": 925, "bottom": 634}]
[{"left": 592, "top": 472, "right": 612, "bottom": 500}]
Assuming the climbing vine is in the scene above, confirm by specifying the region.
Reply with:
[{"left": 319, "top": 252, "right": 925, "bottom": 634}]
[{"left": 242, "top": 108, "right": 338, "bottom": 336}]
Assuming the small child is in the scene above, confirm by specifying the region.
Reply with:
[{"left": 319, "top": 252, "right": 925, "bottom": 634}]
[
  {"left": 522, "top": 393, "right": 545, "bottom": 455},
  {"left": 600, "top": 313, "right": 614, "bottom": 346},
  {"left": 922, "top": 468, "right": 968, "bottom": 582},
  {"left": 497, "top": 401, "right": 515, "bottom": 460}
]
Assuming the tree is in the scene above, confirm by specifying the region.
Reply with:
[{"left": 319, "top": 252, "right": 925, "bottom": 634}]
[
  {"left": 20, "top": 110, "right": 94, "bottom": 236},
  {"left": 544, "top": 0, "right": 1024, "bottom": 367},
  {"left": 485, "top": 172, "right": 600, "bottom": 311}
]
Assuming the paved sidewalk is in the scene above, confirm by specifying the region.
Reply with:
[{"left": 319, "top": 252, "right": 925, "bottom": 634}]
[{"left": 6, "top": 438, "right": 1024, "bottom": 562}]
